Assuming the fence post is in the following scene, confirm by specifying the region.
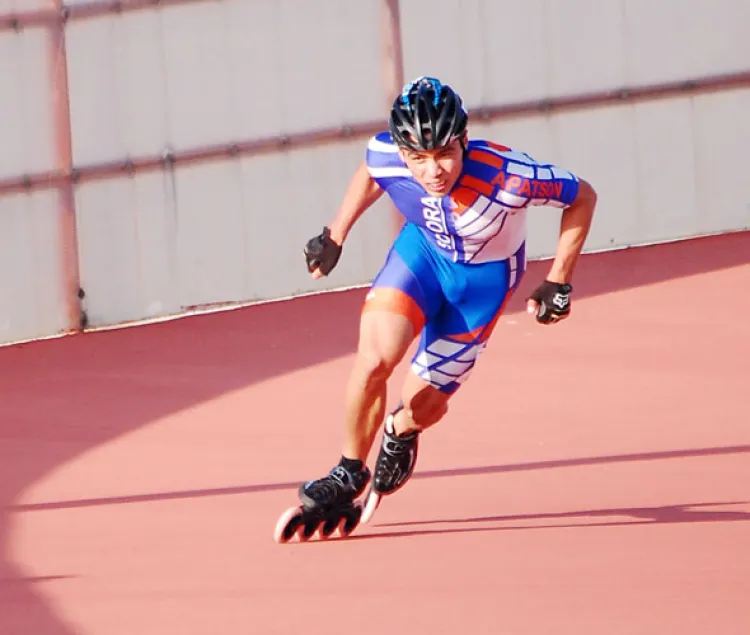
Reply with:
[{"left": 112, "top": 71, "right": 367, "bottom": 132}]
[
  {"left": 380, "top": 0, "right": 404, "bottom": 239},
  {"left": 49, "top": 4, "right": 83, "bottom": 332}
]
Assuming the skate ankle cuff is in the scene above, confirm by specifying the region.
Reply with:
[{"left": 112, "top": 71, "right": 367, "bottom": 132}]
[
  {"left": 339, "top": 455, "right": 365, "bottom": 474},
  {"left": 385, "top": 415, "right": 418, "bottom": 440}
]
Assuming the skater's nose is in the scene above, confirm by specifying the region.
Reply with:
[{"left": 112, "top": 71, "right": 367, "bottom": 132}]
[{"left": 424, "top": 158, "right": 442, "bottom": 178}]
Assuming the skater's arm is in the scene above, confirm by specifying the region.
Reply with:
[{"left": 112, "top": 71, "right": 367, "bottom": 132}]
[
  {"left": 305, "top": 161, "right": 384, "bottom": 281},
  {"left": 524, "top": 176, "right": 597, "bottom": 324},
  {"left": 545, "top": 177, "right": 597, "bottom": 285},
  {"left": 327, "top": 160, "right": 384, "bottom": 245}
]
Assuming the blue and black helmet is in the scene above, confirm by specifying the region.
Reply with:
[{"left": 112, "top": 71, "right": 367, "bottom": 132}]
[{"left": 388, "top": 76, "right": 468, "bottom": 151}]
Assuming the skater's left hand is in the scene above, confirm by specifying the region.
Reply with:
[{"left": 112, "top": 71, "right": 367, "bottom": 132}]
[{"left": 526, "top": 280, "right": 572, "bottom": 325}]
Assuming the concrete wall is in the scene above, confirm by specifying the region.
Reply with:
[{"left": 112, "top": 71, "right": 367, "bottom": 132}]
[
  {"left": 0, "top": 25, "right": 69, "bottom": 344},
  {"left": 1, "top": 0, "right": 749, "bottom": 345}
]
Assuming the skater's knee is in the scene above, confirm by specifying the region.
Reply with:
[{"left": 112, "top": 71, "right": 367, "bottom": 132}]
[
  {"left": 353, "top": 348, "right": 398, "bottom": 385},
  {"left": 354, "top": 313, "right": 414, "bottom": 384}
]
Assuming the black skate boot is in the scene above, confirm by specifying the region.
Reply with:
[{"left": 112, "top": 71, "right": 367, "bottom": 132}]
[
  {"left": 298, "top": 461, "right": 371, "bottom": 512},
  {"left": 274, "top": 461, "right": 371, "bottom": 544},
  {"left": 361, "top": 408, "right": 419, "bottom": 524}
]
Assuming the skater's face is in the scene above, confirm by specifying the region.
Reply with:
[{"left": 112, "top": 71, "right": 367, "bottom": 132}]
[{"left": 399, "top": 134, "right": 466, "bottom": 198}]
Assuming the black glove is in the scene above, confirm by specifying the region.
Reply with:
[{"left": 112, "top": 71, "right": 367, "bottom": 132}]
[
  {"left": 527, "top": 280, "right": 573, "bottom": 324},
  {"left": 304, "top": 226, "right": 342, "bottom": 276}
]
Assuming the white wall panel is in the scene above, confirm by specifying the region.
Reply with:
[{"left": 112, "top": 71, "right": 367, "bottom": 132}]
[
  {"left": 0, "top": 29, "right": 56, "bottom": 179},
  {"left": 546, "top": 0, "right": 627, "bottom": 95},
  {"left": 74, "top": 170, "right": 180, "bottom": 326},
  {"left": 65, "top": 11, "right": 170, "bottom": 168},
  {"left": 158, "top": 2, "right": 242, "bottom": 153},
  {"left": 400, "top": 0, "right": 549, "bottom": 107},
  {"left": 66, "top": 0, "right": 383, "bottom": 166},
  {"left": 0, "top": 191, "right": 67, "bottom": 345},
  {"left": 692, "top": 88, "right": 750, "bottom": 235},
  {"left": 221, "top": 0, "right": 383, "bottom": 138},
  {"left": 549, "top": 104, "right": 641, "bottom": 251},
  {"left": 0, "top": 0, "right": 49, "bottom": 14},
  {"left": 629, "top": 97, "right": 698, "bottom": 243},
  {"left": 401, "top": 0, "right": 750, "bottom": 109},
  {"left": 74, "top": 138, "right": 394, "bottom": 327},
  {"left": 623, "top": 0, "right": 750, "bottom": 84}
]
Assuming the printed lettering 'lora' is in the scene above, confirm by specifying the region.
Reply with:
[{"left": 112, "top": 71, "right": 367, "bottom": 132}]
[{"left": 421, "top": 197, "right": 453, "bottom": 250}]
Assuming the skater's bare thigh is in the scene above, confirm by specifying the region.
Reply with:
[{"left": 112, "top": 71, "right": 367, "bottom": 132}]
[
  {"left": 354, "top": 309, "right": 417, "bottom": 378},
  {"left": 340, "top": 308, "right": 418, "bottom": 460}
]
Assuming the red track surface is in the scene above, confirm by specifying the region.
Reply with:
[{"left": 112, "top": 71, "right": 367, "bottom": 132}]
[{"left": 2, "top": 232, "right": 749, "bottom": 635}]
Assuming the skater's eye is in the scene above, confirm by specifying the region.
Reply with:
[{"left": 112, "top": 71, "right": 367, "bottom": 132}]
[{"left": 437, "top": 146, "right": 458, "bottom": 158}]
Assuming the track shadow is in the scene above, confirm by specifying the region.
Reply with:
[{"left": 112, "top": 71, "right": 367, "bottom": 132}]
[
  {"left": 1, "top": 230, "right": 749, "bottom": 631},
  {"left": 352, "top": 501, "right": 750, "bottom": 541},
  {"left": 7, "top": 443, "right": 750, "bottom": 513}
]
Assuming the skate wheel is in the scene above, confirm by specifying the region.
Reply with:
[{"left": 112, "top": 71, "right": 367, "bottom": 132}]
[
  {"left": 275, "top": 504, "right": 365, "bottom": 543},
  {"left": 273, "top": 506, "right": 305, "bottom": 544},
  {"left": 360, "top": 489, "right": 381, "bottom": 525},
  {"left": 336, "top": 503, "right": 363, "bottom": 538},
  {"left": 298, "top": 515, "right": 321, "bottom": 542},
  {"left": 317, "top": 511, "right": 343, "bottom": 540}
]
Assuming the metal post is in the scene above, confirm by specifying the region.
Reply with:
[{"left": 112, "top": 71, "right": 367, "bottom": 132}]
[
  {"left": 380, "top": 0, "right": 404, "bottom": 238},
  {"left": 381, "top": 0, "right": 404, "bottom": 104},
  {"left": 48, "top": 4, "right": 83, "bottom": 332}
]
